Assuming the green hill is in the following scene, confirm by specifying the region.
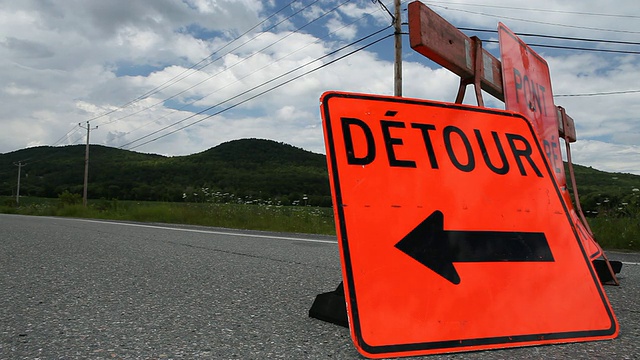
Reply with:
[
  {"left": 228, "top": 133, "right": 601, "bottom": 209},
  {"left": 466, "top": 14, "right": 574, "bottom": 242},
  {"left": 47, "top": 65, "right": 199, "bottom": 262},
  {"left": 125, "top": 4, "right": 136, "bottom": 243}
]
[
  {"left": 1, "top": 138, "right": 639, "bottom": 215},
  {"left": 0, "top": 139, "right": 330, "bottom": 206},
  {"left": 565, "top": 163, "right": 640, "bottom": 218}
]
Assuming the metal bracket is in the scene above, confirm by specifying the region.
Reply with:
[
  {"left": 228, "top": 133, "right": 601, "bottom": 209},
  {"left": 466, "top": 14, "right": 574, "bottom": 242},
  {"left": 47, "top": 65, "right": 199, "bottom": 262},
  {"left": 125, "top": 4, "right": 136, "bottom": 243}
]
[{"left": 455, "top": 36, "right": 485, "bottom": 107}]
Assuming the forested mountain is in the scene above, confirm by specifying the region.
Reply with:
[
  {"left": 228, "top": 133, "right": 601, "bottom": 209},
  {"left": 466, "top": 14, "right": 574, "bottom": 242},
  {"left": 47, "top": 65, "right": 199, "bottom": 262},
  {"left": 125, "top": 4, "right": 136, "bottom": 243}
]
[
  {"left": 0, "top": 139, "right": 331, "bottom": 206},
  {"left": 564, "top": 163, "right": 640, "bottom": 217},
  {"left": 1, "top": 138, "right": 639, "bottom": 214}
]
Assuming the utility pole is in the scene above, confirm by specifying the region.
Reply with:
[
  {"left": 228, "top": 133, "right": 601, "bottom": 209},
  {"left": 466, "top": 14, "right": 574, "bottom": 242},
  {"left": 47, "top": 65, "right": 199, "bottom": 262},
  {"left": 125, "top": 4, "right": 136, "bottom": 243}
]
[
  {"left": 13, "top": 161, "right": 25, "bottom": 205},
  {"left": 394, "top": 0, "right": 402, "bottom": 97},
  {"left": 79, "top": 121, "right": 98, "bottom": 207}
]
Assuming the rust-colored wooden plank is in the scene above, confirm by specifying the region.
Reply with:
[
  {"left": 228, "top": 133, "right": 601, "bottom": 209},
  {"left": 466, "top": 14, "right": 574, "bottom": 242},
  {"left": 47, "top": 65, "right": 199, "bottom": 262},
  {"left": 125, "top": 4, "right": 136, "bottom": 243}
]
[
  {"left": 408, "top": 1, "right": 581, "bottom": 143},
  {"left": 408, "top": 1, "right": 504, "bottom": 101}
]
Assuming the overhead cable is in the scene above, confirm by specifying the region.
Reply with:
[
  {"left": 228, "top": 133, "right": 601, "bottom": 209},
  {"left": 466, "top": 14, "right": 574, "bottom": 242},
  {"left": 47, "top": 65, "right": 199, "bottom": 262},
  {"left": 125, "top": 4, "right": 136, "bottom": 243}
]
[{"left": 123, "top": 28, "right": 394, "bottom": 150}]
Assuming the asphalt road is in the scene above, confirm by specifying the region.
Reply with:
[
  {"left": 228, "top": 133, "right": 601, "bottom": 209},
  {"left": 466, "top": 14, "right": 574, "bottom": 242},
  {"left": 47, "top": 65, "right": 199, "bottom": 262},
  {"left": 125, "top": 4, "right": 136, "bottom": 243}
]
[{"left": 1, "top": 214, "right": 638, "bottom": 359}]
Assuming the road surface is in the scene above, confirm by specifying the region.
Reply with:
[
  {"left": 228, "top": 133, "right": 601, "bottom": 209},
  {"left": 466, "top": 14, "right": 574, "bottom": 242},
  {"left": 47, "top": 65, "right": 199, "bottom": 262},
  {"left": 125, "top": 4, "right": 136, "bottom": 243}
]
[{"left": 1, "top": 214, "right": 638, "bottom": 359}]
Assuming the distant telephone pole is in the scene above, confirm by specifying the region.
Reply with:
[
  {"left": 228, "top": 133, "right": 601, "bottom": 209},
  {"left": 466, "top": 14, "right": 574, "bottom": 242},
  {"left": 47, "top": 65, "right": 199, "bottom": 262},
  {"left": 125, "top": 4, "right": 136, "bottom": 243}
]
[
  {"left": 394, "top": 0, "right": 402, "bottom": 97},
  {"left": 373, "top": 0, "right": 402, "bottom": 96},
  {"left": 79, "top": 121, "right": 98, "bottom": 207},
  {"left": 13, "top": 161, "right": 26, "bottom": 205}
]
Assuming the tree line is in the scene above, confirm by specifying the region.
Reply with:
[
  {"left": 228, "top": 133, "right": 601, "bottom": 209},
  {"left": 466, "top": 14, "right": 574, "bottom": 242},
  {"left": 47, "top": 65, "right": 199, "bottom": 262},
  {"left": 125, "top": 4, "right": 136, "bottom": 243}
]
[
  {"left": 1, "top": 138, "right": 639, "bottom": 215},
  {"left": 0, "top": 139, "right": 332, "bottom": 207}
]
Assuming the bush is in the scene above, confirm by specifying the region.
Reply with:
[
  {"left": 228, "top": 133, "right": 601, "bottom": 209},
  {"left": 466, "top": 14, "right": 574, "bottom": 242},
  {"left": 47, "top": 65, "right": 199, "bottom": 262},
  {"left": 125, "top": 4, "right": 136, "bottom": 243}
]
[
  {"left": 92, "top": 198, "right": 119, "bottom": 212},
  {"left": 58, "top": 190, "right": 82, "bottom": 206},
  {"left": 3, "top": 197, "right": 17, "bottom": 207}
]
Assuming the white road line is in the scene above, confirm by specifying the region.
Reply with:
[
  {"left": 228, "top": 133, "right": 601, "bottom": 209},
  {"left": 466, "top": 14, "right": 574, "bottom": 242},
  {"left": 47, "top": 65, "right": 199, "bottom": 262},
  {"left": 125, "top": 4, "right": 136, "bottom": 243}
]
[
  {"left": 621, "top": 261, "right": 640, "bottom": 266},
  {"left": 52, "top": 217, "right": 338, "bottom": 245},
  {"left": 18, "top": 216, "right": 640, "bottom": 255}
]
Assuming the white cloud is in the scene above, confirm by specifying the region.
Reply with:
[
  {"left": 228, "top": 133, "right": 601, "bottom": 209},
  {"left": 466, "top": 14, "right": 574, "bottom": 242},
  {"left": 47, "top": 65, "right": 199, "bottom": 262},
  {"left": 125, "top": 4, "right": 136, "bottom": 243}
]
[
  {"left": 3, "top": 83, "right": 36, "bottom": 96},
  {"left": 325, "top": 17, "right": 358, "bottom": 41},
  {"left": 339, "top": 1, "right": 391, "bottom": 26},
  {"left": 547, "top": 53, "right": 640, "bottom": 153},
  {"left": 0, "top": 0, "right": 638, "bottom": 177},
  {"left": 570, "top": 140, "right": 640, "bottom": 175}
]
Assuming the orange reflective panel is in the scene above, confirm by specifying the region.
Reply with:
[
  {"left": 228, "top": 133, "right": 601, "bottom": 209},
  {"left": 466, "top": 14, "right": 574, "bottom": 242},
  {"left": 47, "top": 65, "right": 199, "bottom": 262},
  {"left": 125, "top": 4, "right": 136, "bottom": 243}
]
[
  {"left": 320, "top": 92, "right": 617, "bottom": 358},
  {"left": 498, "top": 23, "right": 603, "bottom": 260}
]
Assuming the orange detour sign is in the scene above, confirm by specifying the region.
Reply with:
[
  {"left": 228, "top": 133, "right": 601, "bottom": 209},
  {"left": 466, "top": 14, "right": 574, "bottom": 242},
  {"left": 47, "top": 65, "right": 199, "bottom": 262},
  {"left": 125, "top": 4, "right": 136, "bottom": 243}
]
[
  {"left": 498, "top": 23, "right": 604, "bottom": 261},
  {"left": 320, "top": 91, "right": 618, "bottom": 358}
]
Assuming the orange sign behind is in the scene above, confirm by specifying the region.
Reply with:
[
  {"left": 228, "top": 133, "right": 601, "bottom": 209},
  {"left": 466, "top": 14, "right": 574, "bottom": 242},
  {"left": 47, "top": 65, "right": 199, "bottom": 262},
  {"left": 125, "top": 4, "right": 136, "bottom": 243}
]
[
  {"left": 499, "top": 23, "right": 603, "bottom": 260},
  {"left": 499, "top": 23, "right": 562, "bottom": 176},
  {"left": 320, "top": 92, "right": 617, "bottom": 358}
]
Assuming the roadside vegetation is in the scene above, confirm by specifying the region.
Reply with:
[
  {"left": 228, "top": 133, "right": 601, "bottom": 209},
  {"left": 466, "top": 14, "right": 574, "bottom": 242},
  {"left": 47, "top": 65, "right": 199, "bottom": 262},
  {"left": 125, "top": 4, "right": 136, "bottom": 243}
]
[
  {"left": 1, "top": 193, "right": 638, "bottom": 251},
  {"left": 1, "top": 139, "right": 638, "bottom": 250},
  {"left": 1, "top": 195, "right": 336, "bottom": 236}
]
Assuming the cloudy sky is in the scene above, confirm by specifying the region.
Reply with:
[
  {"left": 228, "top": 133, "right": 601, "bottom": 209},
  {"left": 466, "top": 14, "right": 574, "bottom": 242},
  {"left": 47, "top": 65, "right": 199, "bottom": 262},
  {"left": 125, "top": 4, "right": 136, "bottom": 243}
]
[{"left": 1, "top": 0, "right": 638, "bottom": 174}]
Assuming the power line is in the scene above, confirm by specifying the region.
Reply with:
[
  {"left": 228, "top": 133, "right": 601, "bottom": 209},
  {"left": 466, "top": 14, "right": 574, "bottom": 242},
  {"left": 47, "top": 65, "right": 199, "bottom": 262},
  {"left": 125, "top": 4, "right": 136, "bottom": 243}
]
[
  {"left": 112, "top": 5, "right": 376, "bottom": 145},
  {"left": 525, "top": 43, "right": 639, "bottom": 55},
  {"left": 86, "top": 2, "right": 640, "bottom": 150},
  {"left": 424, "top": 1, "right": 640, "bottom": 19},
  {"left": 124, "top": 28, "right": 394, "bottom": 150},
  {"left": 453, "top": 28, "right": 640, "bottom": 97},
  {"left": 50, "top": 124, "right": 82, "bottom": 147},
  {"left": 428, "top": 3, "right": 640, "bottom": 34},
  {"left": 97, "top": 0, "right": 345, "bottom": 130},
  {"left": 480, "top": 39, "right": 640, "bottom": 55},
  {"left": 115, "top": 0, "right": 301, "bottom": 112},
  {"left": 109, "top": 0, "right": 380, "bottom": 147},
  {"left": 70, "top": 0, "right": 301, "bottom": 129},
  {"left": 128, "top": 32, "right": 394, "bottom": 151},
  {"left": 27, "top": 1, "right": 639, "bottom": 156},
  {"left": 121, "top": 25, "right": 392, "bottom": 149},
  {"left": 42, "top": 2, "right": 304, "bottom": 152},
  {"left": 33, "top": 0, "right": 359, "bottom": 158},
  {"left": 459, "top": 27, "right": 640, "bottom": 46},
  {"left": 555, "top": 89, "right": 640, "bottom": 97}
]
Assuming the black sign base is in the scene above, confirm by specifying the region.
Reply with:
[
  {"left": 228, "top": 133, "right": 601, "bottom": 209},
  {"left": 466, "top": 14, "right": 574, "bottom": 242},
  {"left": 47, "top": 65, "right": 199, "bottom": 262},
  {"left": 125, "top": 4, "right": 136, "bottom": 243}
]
[
  {"left": 593, "top": 259, "right": 622, "bottom": 284},
  {"left": 308, "top": 282, "right": 348, "bottom": 328}
]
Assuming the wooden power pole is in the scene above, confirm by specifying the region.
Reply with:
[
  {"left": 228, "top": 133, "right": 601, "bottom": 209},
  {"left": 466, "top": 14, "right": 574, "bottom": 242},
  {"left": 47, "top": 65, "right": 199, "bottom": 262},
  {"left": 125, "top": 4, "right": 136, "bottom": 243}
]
[
  {"left": 79, "top": 121, "right": 98, "bottom": 207},
  {"left": 394, "top": 0, "right": 402, "bottom": 97},
  {"left": 13, "top": 161, "right": 25, "bottom": 205}
]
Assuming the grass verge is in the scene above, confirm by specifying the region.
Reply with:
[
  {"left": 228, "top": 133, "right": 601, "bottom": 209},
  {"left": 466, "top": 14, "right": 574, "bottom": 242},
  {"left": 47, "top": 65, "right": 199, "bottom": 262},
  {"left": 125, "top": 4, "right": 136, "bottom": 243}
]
[
  {"left": 1, "top": 197, "right": 336, "bottom": 235},
  {"left": 1, "top": 196, "right": 638, "bottom": 251},
  {"left": 588, "top": 217, "right": 639, "bottom": 252}
]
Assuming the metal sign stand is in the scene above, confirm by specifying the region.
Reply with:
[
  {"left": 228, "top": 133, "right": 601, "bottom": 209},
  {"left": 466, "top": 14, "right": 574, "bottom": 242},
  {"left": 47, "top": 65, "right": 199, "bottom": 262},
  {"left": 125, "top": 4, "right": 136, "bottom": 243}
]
[{"left": 559, "top": 107, "right": 622, "bottom": 285}]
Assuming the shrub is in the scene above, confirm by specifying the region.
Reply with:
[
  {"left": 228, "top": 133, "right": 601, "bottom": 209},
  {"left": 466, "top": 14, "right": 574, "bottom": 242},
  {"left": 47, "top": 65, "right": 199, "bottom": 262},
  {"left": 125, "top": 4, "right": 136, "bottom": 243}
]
[
  {"left": 58, "top": 190, "right": 82, "bottom": 206},
  {"left": 3, "top": 197, "right": 17, "bottom": 207}
]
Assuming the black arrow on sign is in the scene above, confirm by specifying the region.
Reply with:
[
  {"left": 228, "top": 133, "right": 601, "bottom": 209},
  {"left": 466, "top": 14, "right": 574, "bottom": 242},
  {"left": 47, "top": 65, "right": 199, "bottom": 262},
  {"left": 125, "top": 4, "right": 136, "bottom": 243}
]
[{"left": 394, "top": 210, "right": 554, "bottom": 285}]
